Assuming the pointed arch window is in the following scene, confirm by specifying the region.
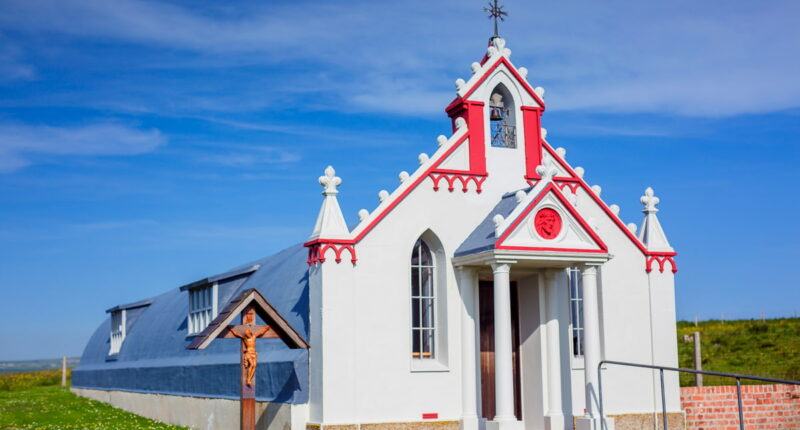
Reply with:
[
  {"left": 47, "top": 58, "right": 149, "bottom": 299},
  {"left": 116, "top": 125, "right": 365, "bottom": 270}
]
[
  {"left": 489, "top": 84, "right": 516, "bottom": 148},
  {"left": 411, "top": 239, "right": 436, "bottom": 359}
]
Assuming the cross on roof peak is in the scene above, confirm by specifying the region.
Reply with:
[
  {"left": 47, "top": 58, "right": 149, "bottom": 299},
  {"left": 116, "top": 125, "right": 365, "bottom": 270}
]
[{"left": 484, "top": 0, "right": 508, "bottom": 39}]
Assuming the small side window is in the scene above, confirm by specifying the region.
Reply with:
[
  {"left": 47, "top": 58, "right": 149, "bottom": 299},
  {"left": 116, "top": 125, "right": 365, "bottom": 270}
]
[
  {"left": 567, "top": 267, "right": 584, "bottom": 357},
  {"left": 188, "top": 283, "right": 218, "bottom": 335},
  {"left": 109, "top": 310, "right": 126, "bottom": 355}
]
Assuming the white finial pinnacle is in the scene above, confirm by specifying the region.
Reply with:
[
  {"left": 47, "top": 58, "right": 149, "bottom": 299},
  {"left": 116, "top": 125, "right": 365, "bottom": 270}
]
[
  {"left": 610, "top": 204, "right": 620, "bottom": 216},
  {"left": 515, "top": 189, "right": 526, "bottom": 203},
  {"left": 534, "top": 86, "right": 545, "bottom": 99},
  {"left": 455, "top": 78, "right": 466, "bottom": 92},
  {"left": 574, "top": 166, "right": 585, "bottom": 179},
  {"left": 398, "top": 171, "right": 409, "bottom": 183},
  {"left": 418, "top": 153, "right": 429, "bottom": 165},
  {"left": 556, "top": 147, "right": 566, "bottom": 159},
  {"left": 378, "top": 190, "right": 389, "bottom": 202},
  {"left": 319, "top": 165, "right": 341, "bottom": 195},
  {"left": 358, "top": 209, "right": 369, "bottom": 222},
  {"left": 638, "top": 187, "right": 673, "bottom": 253},
  {"left": 591, "top": 185, "right": 602, "bottom": 197},
  {"left": 455, "top": 117, "right": 467, "bottom": 129},
  {"left": 309, "top": 165, "right": 349, "bottom": 241},
  {"left": 536, "top": 159, "right": 559, "bottom": 181},
  {"left": 437, "top": 135, "right": 447, "bottom": 147},
  {"left": 471, "top": 62, "right": 481, "bottom": 75},
  {"left": 492, "top": 214, "right": 506, "bottom": 237},
  {"left": 641, "top": 187, "right": 660, "bottom": 213},
  {"left": 627, "top": 223, "right": 638, "bottom": 234},
  {"left": 541, "top": 127, "right": 548, "bottom": 139},
  {"left": 518, "top": 67, "right": 528, "bottom": 80}
]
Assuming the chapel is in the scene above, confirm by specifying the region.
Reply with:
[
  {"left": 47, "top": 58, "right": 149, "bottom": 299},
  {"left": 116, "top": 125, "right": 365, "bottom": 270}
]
[{"left": 73, "top": 30, "right": 681, "bottom": 430}]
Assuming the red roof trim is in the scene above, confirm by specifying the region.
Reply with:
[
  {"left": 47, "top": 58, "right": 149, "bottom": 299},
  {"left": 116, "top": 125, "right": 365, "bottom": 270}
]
[
  {"left": 446, "top": 57, "right": 546, "bottom": 111},
  {"left": 539, "top": 142, "right": 675, "bottom": 258},
  {"left": 494, "top": 182, "right": 609, "bottom": 253},
  {"left": 429, "top": 132, "right": 470, "bottom": 172}
]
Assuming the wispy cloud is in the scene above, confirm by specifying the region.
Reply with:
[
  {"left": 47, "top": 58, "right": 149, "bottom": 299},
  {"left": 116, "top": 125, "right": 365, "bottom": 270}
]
[
  {"left": 193, "top": 146, "right": 301, "bottom": 168},
  {"left": 71, "top": 219, "right": 159, "bottom": 231},
  {"left": 0, "top": 0, "right": 797, "bottom": 117},
  {"left": 0, "top": 122, "right": 166, "bottom": 172}
]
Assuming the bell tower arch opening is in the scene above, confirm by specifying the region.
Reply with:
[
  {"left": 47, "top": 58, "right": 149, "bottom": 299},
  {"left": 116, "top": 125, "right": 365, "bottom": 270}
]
[{"left": 488, "top": 83, "right": 517, "bottom": 149}]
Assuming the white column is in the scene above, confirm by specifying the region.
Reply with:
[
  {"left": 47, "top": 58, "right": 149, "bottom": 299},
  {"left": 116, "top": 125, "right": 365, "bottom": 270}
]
[
  {"left": 491, "top": 261, "right": 517, "bottom": 423},
  {"left": 544, "top": 270, "right": 565, "bottom": 430},
  {"left": 458, "top": 267, "right": 479, "bottom": 430},
  {"left": 576, "top": 264, "right": 611, "bottom": 430}
]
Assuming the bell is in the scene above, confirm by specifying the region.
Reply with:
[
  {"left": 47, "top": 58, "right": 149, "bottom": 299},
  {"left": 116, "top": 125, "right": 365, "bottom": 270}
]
[{"left": 490, "top": 106, "right": 503, "bottom": 121}]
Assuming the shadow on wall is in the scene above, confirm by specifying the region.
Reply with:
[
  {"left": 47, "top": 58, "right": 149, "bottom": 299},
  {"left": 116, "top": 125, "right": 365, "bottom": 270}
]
[{"left": 258, "top": 372, "right": 303, "bottom": 429}]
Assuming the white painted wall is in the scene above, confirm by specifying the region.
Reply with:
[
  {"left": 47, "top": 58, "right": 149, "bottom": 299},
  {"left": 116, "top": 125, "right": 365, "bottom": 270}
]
[{"left": 308, "top": 36, "right": 681, "bottom": 428}]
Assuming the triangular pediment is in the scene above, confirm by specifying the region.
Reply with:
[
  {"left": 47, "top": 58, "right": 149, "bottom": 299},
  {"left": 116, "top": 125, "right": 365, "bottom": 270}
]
[
  {"left": 496, "top": 183, "right": 607, "bottom": 253},
  {"left": 186, "top": 288, "right": 309, "bottom": 350}
]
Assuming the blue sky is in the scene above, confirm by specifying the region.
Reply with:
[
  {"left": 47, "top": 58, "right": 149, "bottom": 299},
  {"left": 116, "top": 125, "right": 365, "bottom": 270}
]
[{"left": 0, "top": 0, "right": 798, "bottom": 361}]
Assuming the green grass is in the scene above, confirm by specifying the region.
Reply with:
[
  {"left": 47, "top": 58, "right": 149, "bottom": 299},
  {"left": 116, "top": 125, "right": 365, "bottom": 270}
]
[
  {"left": 677, "top": 317, "right": 800, "bottom": 386},
  {"left": 0, "top": 371, "right": 185, "bottom": 429},
  {"left": 0, "top": 369, "right": 69, "bottom": 392}
]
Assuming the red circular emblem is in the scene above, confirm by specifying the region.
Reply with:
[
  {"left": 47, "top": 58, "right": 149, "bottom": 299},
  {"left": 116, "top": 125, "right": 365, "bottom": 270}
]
[{"left": 534, "top": 208, "right": 562, "bottom": 239}]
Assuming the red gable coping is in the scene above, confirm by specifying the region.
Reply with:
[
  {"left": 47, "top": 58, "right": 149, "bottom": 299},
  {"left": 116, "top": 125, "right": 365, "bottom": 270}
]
[
  {"left": 495, "top": 182, "right": 608, "bottom": 254},
  {"left": 445, "top": 56, "right": 546, "bottom": 113},
  {"left": 539, "top": 141, "right": 677, "bottom": 260}
]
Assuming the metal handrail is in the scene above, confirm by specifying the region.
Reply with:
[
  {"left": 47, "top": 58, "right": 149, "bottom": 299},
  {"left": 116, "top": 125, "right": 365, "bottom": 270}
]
[{"left": 597, "top": 360, "right": 800, "bottom": 430}]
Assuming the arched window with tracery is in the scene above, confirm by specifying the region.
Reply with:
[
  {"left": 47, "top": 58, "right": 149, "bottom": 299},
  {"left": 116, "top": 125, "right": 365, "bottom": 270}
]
[{"left": 411, "top": 239, "right": 436, "bottom": 359}]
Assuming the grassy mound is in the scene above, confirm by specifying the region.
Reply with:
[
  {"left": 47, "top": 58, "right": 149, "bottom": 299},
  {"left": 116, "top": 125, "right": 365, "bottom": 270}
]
[{"left": 677, "top": 318, "right": 800, "bottom": 386}]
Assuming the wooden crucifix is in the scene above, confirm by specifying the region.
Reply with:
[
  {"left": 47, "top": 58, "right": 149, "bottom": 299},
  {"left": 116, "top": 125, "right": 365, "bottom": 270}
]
[{"left": 187, "top": 288, "right": 309, "bottom": 430}]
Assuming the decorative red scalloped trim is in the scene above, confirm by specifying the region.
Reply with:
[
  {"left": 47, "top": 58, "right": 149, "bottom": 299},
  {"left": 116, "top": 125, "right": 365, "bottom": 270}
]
[
  {"left": 429, "top": 173, "right": 486, "bottom": 193},
  {"left": 304, "top": 239, "right": 357, "bottom": 266},
  {"left": 646, "top": 253, "right": 678, "bottom": 274},
  {"left": 555, "top": 179, "right": 581, "bottom": 194}
]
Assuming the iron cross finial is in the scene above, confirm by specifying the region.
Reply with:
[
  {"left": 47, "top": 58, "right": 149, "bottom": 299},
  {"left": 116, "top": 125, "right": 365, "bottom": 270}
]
[{"left": 484, "top": 0, "right": 507, "bottom": 39}]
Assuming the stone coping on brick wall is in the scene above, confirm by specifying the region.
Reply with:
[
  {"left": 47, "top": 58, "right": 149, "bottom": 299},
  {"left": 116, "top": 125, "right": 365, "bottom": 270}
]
[
  {"left": 307, "top": 421, "right": 460, "bottom": 430},
  {"left": 608, "top": 412, "right": 685, "bottom": 430}
]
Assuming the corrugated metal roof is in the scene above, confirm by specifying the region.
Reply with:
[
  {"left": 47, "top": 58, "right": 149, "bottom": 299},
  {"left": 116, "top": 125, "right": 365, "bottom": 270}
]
[{"left": 73, "top": 243, "right": 310, "bottom": 404}]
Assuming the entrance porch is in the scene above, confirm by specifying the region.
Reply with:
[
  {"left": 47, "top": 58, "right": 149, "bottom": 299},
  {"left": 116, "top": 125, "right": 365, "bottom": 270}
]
[{"left": 454, "top": 252, "right": 613, "bottom": 430}]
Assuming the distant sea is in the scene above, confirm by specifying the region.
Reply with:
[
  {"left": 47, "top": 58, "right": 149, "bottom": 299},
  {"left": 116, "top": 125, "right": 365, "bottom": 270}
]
[{"left": 0, "top": 357, "right": 80, "bottom": 373}]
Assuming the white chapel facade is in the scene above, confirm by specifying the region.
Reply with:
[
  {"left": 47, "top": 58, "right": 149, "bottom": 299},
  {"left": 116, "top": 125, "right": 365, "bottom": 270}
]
[{"left": 305, "top": 36, "right": 681, "bottom": 430}]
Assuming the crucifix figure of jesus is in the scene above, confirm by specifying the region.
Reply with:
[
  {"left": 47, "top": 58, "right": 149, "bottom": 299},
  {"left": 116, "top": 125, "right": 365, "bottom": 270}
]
[
  {"left": 186, "top": 288, "right": 308, "bottom": 430},
  {"left": 221, "top": 305, "right": 280, "bottom": 430},
  {"left": 229, "top": 318, "right": 271, "bottom": 386}
]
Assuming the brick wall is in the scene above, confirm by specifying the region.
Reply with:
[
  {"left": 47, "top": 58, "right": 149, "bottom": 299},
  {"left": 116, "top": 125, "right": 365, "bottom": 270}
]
[{"left": 681, "top": 384, "right": 800, "bottom": 430}]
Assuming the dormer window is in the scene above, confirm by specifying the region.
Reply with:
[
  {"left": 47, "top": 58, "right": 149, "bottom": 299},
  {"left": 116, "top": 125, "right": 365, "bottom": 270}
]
[
  {"left": 109, "top": 310, "right": 126, "bottom": 355},
  {"left": 489, "top": 85, "right": 516, "bottom": 148},
  {"left": 188, "top": 283, "right": 218, "bottom": 335},
  {"left": 105, "top": 299, "right": 152, "bottom": 357}
]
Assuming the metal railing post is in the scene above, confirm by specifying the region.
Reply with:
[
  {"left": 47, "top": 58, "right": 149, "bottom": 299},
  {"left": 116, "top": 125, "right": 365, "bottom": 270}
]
[
  {"left": 736, "top": 378, "right": 745, "bottom": 430},
  {"left": 594, "top": 360, "right": 800, "bottom": 430},
  {"left": 660, "top": 369, "right": 668, "bottom": 430},
  {"left": 598, "top": 361, "right": 605, "bottom": 430}
]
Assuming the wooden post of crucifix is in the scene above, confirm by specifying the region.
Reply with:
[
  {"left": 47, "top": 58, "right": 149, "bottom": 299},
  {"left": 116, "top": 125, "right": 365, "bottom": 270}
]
[{"left": 187, "top": 288, "right": 309, "bottom": 430}]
